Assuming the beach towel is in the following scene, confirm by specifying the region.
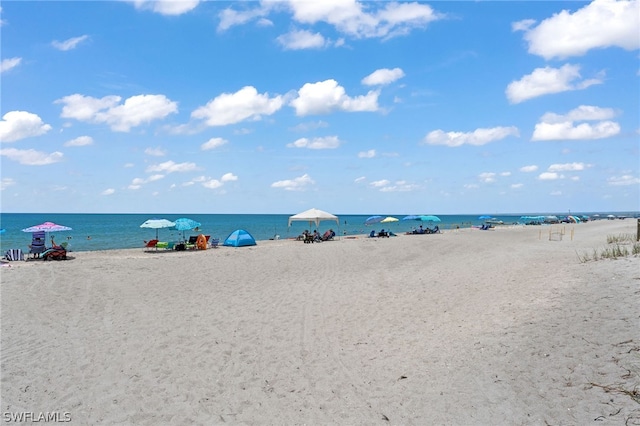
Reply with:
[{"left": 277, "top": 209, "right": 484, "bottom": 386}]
[{"left": 5, "top": 249, "right": 24, "bottom": 261}]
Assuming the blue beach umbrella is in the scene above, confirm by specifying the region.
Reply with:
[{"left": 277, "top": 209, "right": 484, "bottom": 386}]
[
  {"left": 364, "top": 215, "right": 383, "bottom": 225},
  {"left": 173, "top": 217, "right": 202, "bottom": 240},
  {"left": 478, "top": 215, "right": 492, "bottom": 220},
  {"left": 418, "top": 215, "right": 441, "bottom": 222},
  {"left": 402, "top": 215, "right": 420, "bottom": 221}
]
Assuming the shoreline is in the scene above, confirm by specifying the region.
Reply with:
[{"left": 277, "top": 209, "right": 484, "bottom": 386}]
[
  {"left": 2, "top": 219, "right": 639, "bottom": 424},
  {"left": 2, "top": 212, "right": 637, "bottom": 255},
  {"left": 6, "top": 219, "right": 633, "bottom": 259}
]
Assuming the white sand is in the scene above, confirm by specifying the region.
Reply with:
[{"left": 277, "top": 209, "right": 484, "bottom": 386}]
[{"left": 2, "top": 220, "right": 639, "bottom": 425}]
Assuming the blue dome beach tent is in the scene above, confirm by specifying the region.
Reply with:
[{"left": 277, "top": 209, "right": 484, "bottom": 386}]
[{"left": 223, "top": 229, "right": 257, "bottom": 247}]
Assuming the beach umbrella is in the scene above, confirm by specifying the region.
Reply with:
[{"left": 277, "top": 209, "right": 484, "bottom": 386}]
[
  {"left": 401, "top": 215, "right": 420, "bottom": 221},
  {"left": 22, "top": 221, "right": 72, "bottom": 233},
  {"left": 364, "top": 215, "right": 384, "bottom": 225},
  {"left": 140, "top": 218, "right": 175, "bottom": 240},
  {"left": 380, "top": 216, "right": 399, "bottom": 223},
  {"left": 173, "top": 217, "right": 202, "bottom": 240},
  {"left": 478, "top": 215, "right": 492, "bottom": 220},
  {"left": 22, "top": 221, "right": 73, "bottom": 246},
  {"left": 418, "top": 215, "right": 441, "bottom": 222}
]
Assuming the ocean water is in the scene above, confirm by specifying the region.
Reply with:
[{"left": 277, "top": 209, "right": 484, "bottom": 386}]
[{"left": 0, "top": 212, "right": 635, "bottom": 253}]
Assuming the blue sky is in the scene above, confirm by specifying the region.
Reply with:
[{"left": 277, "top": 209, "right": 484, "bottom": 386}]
[{"left": 1, "top": 0, "right": 638, "bottom": 215}]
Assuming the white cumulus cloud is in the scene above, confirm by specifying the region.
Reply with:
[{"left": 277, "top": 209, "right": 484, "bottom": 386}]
[
  {"left": 548, "top": 162, "right": 590, "bottom": 172},
  {"left": 478, "top": 172, "right": 496, "bottom": 183},
  {"left": 506, "top": 64, "right": 603, "bottom": 104},
  {"left": 277, "top": 29, "right": 327, "bottom": 50},
  {"left": 361, "top": 68, "right": 405, "bottom": 86},
  {"left": 1, "top": 57, "right": 22, "bottom": 73},
  {"left": 129, "top": 0, "right": 200, "bottom": 16},
  {"left": 0, "top": 148, "right": 63, "bottom": 165},
  {"left": 607, "top": 175, "right": 640, "bottom": 186},
  {"left": 64, "top": 136, "right": 93, "bottom": 147},
  {"left": 370, "top": 179, "right": 418, "bottom": 192},
  {"left": 221, "top": 172, "right": 238, "bottom": 182},
  {"left": 532, "top": 105, "right": 620, "bottom": 141},
  {"left": 423, "top": 126, "right": 519, "bottom": 147},
  {"left": 201, "top": 137, "right": 228, "bottom": 151},
  {"left": 519, "top": 165, "right": 539, "bottom": 172},
  {"left": 218, "top": 1, "right": 443, "bottom": 40},
  {"left": 538, "top": 172, "right": 563, "bottom": 180},
  {"left": 0, "top": 111, "right": 52, "bottom": 143},
  {"left": 286, "top": 136, "right": 341, "bottom": 149},
  {"left": 145, "top": 160, "right": 197, "bottom": 173},
  {"left": 56, "top": 93, "right": 178, "bottom": 132},
  {"left": 192, "top": 86, "right": 283, "bottom": 127},
  {"left": 200, "top": 173, "right": 236, "bottom": 189},
  {"left": 515, "top": 0, "right": 640, "bottom": 60},
  {"left": 290, "top": 79, "right": 379, "bottom": 116},
  {"left": 271, "top": 173, "right": 315, "bottom": 191}
]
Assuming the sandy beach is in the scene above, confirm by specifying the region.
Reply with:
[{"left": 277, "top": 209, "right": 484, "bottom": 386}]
[{"left": 2, "top": 220, "right": 639, "bottom": 425}]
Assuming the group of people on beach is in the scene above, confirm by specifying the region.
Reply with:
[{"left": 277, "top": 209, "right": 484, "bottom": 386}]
[
  {"left": 406, "top": 225, "right": 440, "bottom": 235},
  {"left": 298, "top": 229, "right": 336, "bottom": 243}
]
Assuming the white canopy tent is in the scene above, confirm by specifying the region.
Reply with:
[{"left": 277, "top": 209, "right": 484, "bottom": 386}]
[{"left": 288, "top": 208, "right": 339, "bottom": 231}]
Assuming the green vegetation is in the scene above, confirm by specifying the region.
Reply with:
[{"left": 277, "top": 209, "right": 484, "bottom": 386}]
[
  {"left": 606, "top": 233, "right": 636, "bottom": 244},
  {"left": 577, "top": 235, "right": 640, "bottom": 263}
]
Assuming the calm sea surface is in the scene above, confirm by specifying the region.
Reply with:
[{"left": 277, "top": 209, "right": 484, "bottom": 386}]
[{"left": 0, "top": 212, "right": 635, "bottom": 253}]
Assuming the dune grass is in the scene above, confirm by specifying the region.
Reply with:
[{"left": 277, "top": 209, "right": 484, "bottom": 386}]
[{"left": 577, "top": 234, "right": 640, "bottom": 263}]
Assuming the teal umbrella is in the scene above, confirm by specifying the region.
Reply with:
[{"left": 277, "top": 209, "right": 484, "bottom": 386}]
[
  {"left": 173, "top": 217, "right": 202, "bottom": 240},
  {"left": 140, "top": 218, "right": 175, "bottom": 240},
  {"left": 418, "top": 215, "right": 441, "bottom": 222}
]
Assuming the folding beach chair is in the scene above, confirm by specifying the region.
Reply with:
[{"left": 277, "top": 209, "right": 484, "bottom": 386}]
[
  {"left": 5, "top": 249, "right": 24, "bottom": 261},
  {"left": 28, "top": 231, "right": 46, "bottom": 258}
]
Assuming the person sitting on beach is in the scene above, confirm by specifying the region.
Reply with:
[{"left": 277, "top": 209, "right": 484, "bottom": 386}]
[
  {"left": 302, "top": 230, "right": 314, "bottom": 243},
  {"left": 28, "top": 234, "right": 46, "bottom": 258},
  {"left": 297, "top": 230, "right": 312, "bottom": 241},
  {"left": 321, "top": 229, "right": 335, "bottom": 241}
]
